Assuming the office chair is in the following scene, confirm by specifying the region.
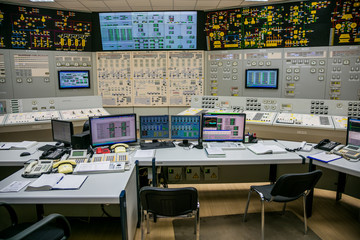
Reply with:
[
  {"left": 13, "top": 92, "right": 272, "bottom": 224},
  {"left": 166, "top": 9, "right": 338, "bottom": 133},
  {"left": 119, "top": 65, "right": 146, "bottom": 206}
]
[
  {"left": 243, "top": 170, "right": 322, "bottom": 240},
  {"left": 0, "top": 202, "right": 71, "bottom": 240},
  {"left": 139, "top": 186, "right": 200, "bottom": 240}
]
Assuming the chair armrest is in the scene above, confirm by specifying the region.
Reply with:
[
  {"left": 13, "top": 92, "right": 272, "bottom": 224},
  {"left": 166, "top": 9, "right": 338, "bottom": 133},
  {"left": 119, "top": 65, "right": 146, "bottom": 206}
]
[
  {"left": 0, "top": 202, "right": 18, "bottom": 226},
  {"left": 6, "top": 213, "right": 71, "bottom": 240}
]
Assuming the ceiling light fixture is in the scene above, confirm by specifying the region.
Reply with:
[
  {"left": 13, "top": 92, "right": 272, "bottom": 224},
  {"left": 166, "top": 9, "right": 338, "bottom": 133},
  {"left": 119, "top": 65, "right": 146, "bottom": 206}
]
[{"left": 29, "top": 0, "right": 55, "bottom": 2}]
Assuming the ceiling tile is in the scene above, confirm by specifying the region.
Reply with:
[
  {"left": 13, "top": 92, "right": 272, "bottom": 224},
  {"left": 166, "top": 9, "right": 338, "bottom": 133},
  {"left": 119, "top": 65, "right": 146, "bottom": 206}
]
[
  {"left": 79, "top": 1, "right": 107, "bottom": 8},
  {"left": 150, "top": 0, "right": 173, "bottom": 7},
  {"left": 175, "top": 1, "right": 196, "bottom": 7}
]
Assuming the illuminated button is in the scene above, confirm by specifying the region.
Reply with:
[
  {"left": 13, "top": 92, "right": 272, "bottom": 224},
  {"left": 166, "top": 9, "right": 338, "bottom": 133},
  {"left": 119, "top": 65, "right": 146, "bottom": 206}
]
[
  {"left": 319, "top": 68, "right": 325, "bottom": 73},
  {"left": 16, "top": 78, "right": 22, "bottom": 83},
  {"left": 258, "top": 61, "right": 264, "bottom": 66},
  {"left": 294, "top": 76, "right": 300, "bottom": 81},
  {"left": 0, "top": 78, "right": 5, "bottom": 83},
  {"left": 343, "top": 60, "right": 350, "bottom": 65},
  {"left": 218, "top": 62, "right": 223, "bottom": 66},
  {"left": 319, "top": 60, "right": 325, "bottom": 65},
  {"left": 251, "top": 61, "right": 257, "bottom": 66},
  {"left": 286, "top": 68, "right": 292, "bottom": 73},
  {"left": 56, "top": 62, "right": 61, "bottom": 67},
  {"left": 65, "top": 62, "right": 70, "bottom": 66},
  {"left": 266, "top": 61, "right": 271, "bottom": 66},
  {"left": 26, "top": 78, "right": 32, "bottom": 83},
  {"left": 310, "top": 68, "right": 316, "bottom": 73},
  {"left": 44, "top": 78, "right": 50, "bottom": 82},
  {"left": 294, "top": 68, "right": 300, "bottom": 73},
  {"left": 286, "top": 76, "right": 292, "bottom": 81},
  {"left": 232, "top": 62, "right": 238, "bottom": 66},
  {"left": 310, "top": 60, "right": 317, "bottom": 66},
  {"left": 318, "top": 76, "right": 324, "bottom": 81}
]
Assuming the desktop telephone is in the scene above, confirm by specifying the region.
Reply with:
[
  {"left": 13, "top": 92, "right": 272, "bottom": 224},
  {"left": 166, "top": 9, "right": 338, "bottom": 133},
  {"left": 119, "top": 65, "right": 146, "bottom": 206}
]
[
  {"left": 22, "top": 160, "right": 53, "bottom": 178},
  {"left": 53, "top": 160, "right": 77, "bottom": 174},
  {"left": 314, "top": 139, "right": 341, "bottom": 151},
  {"left": 111, "top": 143, "right": 129, "bottom": 153},
  {"left": 40, "top": 147, "right": 67, "bottom": 160},
  {"left": 332, "top": 145, "right": 360, "bottom": 159}
]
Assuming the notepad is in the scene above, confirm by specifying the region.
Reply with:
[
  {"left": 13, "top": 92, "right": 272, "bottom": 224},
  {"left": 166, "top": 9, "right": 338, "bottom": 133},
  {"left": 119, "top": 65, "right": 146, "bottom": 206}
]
[
  {"left": 307, "top": 152, "right": 342, "bottom": 163},
  {"left": 205, "top": 147, "right": 226, "bottom": 158},
  {"left": 248, "top": 143, "right": 287, "bottom": 155},
  {"left": 25, "top": 173, "right": 87, "bottom": 191}
]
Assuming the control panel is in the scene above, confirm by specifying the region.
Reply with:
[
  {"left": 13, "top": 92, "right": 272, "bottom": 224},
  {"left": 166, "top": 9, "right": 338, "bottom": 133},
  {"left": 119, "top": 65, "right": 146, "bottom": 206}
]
[
  {"left": 326, "top": 46, "right": 360, "bottom": 100},
  {"left": 283, "top": 47, "right": 328, "bottom": 98},
  {"left": 206, "top": 50, "right": 242, "bottom": 96},
  {"left": 60, "top": 108, "right": 109, "bottom": 120},
  {"left": 273, "top": 113, "right": 334, "bottom": 130},
  {"left": 191, "top": 95, "right": 360, "bottom": 117},
  {"left": 5, "top": 111, "right": 60, "bottom": 125},
  {"left": 243, "top": 111, "right": 277, "bottom": 125}
]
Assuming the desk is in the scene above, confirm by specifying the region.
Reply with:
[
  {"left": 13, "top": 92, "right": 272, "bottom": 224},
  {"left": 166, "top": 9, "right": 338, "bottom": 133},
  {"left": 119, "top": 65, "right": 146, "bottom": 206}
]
[{"left": 0, "top": 166, "right": 138, "bottom": 240}]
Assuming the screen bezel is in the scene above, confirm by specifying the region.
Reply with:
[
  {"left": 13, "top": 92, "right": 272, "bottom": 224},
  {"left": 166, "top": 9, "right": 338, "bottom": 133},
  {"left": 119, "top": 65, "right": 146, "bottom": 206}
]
[
  {"left": 89, "top": 114, "right": 137, "bottom": 147},
  {"left": 170, "top": 115, "right": 201, "bottom": 140},
  {"left": 346, "top": 117, "right": 360, "bottom": 146},
  {"left": 201, "top": 112, "right": 246, "bottom": 142},
  {"left": 58, "top": 70, "right": 91, "bottom": 89},
  {"left": 139, "top": 115, "right": 170, "bottom": 140},
  {"left": 94, "top": 11, "right": 206, "bottom": 51},
  {"left": 51, "top": 119, "right": 74, "bottom": 145},
  {"left": 245, "top": 69, "right": 279, "bottom": 89}
]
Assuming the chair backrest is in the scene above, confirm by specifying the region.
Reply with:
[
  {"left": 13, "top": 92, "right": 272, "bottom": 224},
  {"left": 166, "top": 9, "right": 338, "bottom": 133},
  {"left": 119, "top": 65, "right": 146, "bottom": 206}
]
[
  {"left": 271, "top": 170, "right": 323, "bottom": 198},
  {"left": 139, "top": 186, "right": 198, "bottom": 217}
]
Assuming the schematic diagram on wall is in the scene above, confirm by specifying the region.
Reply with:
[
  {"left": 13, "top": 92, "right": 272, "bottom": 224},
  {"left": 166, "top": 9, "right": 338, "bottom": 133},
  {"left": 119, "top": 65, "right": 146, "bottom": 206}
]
[
  {"left": 205, "top": 1, "right": 332, "bottom": 50},
  {"left": 96, "top": 52, "right": 133, "bottom": 106},
  {"left": 96, "top": 51, "right": 204, "bottom": 107},
  {"left": 330, "top": 0, "right": 360, "bottom": 45},
  {"left": 2, "top": 4, "right": 92, "bottom": 51},
  {"left": 0, "top": 9, "right": 5, "bottom": 48},
  {"left": 132, "top": 51, "right": 168, "bottom": 106},
  {"left": 168, "top": 51, "right": 204, "bottom": 105}
]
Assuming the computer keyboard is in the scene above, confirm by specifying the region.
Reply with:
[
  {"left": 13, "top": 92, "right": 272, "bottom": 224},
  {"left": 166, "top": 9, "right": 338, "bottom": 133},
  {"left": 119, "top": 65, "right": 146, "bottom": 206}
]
[
  {"left": 140, "top": 141, "right": 176, "bottom": 150},
  {"left": 206, "top": 142, "right": 246, "bottom": 150}
]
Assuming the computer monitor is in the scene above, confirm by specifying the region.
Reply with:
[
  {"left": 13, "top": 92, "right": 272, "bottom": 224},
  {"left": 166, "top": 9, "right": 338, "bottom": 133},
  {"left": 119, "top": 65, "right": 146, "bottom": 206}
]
[
  {"left": 58, "top": 70, "right": 90, "bottom": 89},
  {"left": 89, "top": 114, "right": 137, "bottom": 147},
  {"left": 245, "top": 69, "right": 279, "bottom": 89},
  {"left": 139, "top": 115, "right": 170, "bottom": 141},
  {"left": 51, "top": 119, "right": 74, "bottom": 147},
  {"left": 171, "top": 115, "right": 201, "bottom": 147},
  {"left": 202, "top": 113, "right": 246, "bottom": 142},
  {"left": 346, "top": 117, "right": 360, "bottom": 146}
]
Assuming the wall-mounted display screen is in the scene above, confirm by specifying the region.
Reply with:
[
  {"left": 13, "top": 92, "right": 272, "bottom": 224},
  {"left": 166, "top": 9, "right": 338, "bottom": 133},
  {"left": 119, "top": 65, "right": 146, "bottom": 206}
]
[
  {"left": 245, "top": 69, "right": 279, "bottom": 89},
  {"left": 98, "top": 11, "right": 198, "bottom": 50},
  {"left": 58, "top": 70, "right": 90, "bottom": 89}
]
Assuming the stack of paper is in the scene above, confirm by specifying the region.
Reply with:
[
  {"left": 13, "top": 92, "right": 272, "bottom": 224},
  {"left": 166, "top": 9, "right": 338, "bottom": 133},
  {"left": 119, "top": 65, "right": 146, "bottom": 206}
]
[
  {"left": 205, "top": 147, "right": 226, "bottom": 158},
  {"left": 248, "top": 143, "right": 287, "bottom": 155}
]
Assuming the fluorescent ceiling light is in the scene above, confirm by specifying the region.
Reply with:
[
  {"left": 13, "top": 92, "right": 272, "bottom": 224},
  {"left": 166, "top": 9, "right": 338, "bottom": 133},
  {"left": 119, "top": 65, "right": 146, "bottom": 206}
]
[{"left": 29, "top": 0, "right": 54, "bottom": 2}]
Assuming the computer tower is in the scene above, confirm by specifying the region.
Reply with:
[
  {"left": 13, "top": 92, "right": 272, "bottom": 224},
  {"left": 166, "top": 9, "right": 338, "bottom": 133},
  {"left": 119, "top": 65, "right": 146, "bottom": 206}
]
[{"left": 71, "top": 130, "right": 90, "bottom": 149}]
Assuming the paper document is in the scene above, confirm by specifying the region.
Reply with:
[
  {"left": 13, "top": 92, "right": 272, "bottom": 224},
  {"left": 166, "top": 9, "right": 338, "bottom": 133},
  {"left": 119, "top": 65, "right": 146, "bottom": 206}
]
[
  {"left": 205, "top": 147, "right": 226, "bottom": 158},
  {"left": 0, "top": 180, "right": 31, "bottom": 192},
  {"left": 26, "top": 173, "right": 87, "bottom": 191},
  {"left": 134, "top": 149, "right": 155, "bottom": 160},
  {"left": 248, "top": 143, "right": 287, "bottom": 155},
  {"left": 307, "top": 152, "right": 342, "bottom": 163},
  {"left": 0, "top": 141, "right": 38, "bottom": 150}
]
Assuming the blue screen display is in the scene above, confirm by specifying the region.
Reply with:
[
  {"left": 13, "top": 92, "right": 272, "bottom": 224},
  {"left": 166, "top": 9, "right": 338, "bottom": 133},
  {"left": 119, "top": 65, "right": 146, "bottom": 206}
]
[
  {"left": 140, "top": 115, "right": 170, "bottom": 139},
  {"left": 171, "top": 115, "right": 200, "bottom": 140},
  {"left": 245, "top": 69, "right": 278, "bottom": 89}
]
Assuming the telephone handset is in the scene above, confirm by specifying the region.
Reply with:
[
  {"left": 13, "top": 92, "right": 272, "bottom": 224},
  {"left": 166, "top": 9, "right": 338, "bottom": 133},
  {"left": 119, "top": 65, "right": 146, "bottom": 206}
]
[
  {"left": 53, "top": 160, "right": 77, "bottom": 174},
  {"left": 22, "top": 160, "right": 53, "bottom": 178},
  {"left": 314, "top": 139, "right": 341, "bottom": 151},
  {"left": 111, "top": 143, "right": 129, "bottom": 153}
]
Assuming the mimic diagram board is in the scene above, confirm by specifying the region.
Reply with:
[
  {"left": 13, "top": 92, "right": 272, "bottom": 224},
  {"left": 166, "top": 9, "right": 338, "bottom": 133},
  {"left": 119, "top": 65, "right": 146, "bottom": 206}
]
[
  {"left": 330, "top": 0, "right": 360, "bottom": 45},
  {"left": 96, "top": 51, "right": 204, "bottom": 107},
  {"left": 0, "top": 3, "right": 92, "bottom": 51},
  {"left": 205, "top": 1, "right": 334, "bottom": 50}
]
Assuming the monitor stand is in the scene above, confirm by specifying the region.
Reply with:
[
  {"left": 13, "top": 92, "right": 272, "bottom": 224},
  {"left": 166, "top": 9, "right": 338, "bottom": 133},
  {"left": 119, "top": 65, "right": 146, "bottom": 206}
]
[{"left": 178, "top": 140, "right": 191, "bottom": 147}]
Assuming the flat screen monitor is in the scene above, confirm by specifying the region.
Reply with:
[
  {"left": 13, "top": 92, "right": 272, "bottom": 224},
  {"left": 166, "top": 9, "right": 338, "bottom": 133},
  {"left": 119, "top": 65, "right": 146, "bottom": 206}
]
[
  {"left": 89, "top": 114, "right": 137, "bottom": 147},
  {"left": 171, "top": 115, "right": 201, "bottom": 147},
  {"left": 346, "top": 117, "right": 360, "bottom": 146},
  {"left": 58, "top": 70, "right": 90, "bottom": 89},
  {"left": 245, "top": 69, "right": 279, "bottom": 89},
  {"left": 202, "top": 113, "right": 246, "bottom": 142},
  {"left": 51, "top": 119, "right": 74, "bottom": 146},
  {"left": 98, "top": 11, "right": 198, "bottom": 50},
  {"left": 139, "top": 115, "right": 170, "bottom": 141}
]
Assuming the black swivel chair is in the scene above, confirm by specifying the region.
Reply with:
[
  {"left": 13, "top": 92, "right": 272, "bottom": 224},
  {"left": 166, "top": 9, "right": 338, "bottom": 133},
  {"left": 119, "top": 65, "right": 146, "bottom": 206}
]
[
  {"left": 0, "top": 202, "right": 71, "bottom": 240},
  {"left": 243, "top": 170, "right": 322, "bottom": 240},
  {"left": 139, "top": 186, "right": 200, "bottom": 240}
]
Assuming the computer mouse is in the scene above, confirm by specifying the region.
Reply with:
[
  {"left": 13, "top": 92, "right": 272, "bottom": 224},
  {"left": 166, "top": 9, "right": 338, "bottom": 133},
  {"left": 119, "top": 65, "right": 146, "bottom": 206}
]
[{"left": 20, "top": 152, "right": 31, "bottom": 157}]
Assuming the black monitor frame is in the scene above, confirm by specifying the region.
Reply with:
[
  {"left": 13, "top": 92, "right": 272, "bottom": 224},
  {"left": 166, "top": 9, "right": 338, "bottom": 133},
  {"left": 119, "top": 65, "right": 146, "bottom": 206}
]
[
  {"left": 89, "top": 114, "right": 137, "bottom": 147},
  {"left": 171, "top": 115, "right": 201, "bottom": 147},
  {"left": 245, "top": 68, "right": 279, "bottom": 89},
  {"left": 201, "top": 112, "right": 246, "bottom": 142},
  {"left": 58, "top": 70, "right": 91, "bottom": 89},
  {"left": 139, "top": 115, "right": 170, "bottom": 142},
  {"left": 346, "top": 117, "right": 360, "bottom": 146},
  {"left": 51, "top": 119, "right": 74, "bottom": 147}
]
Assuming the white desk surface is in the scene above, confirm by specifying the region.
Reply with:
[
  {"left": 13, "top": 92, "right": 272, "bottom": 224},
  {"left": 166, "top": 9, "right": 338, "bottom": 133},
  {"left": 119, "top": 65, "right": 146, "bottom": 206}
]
[
  {"left": 0, "top": 142, "right": 55, "bottom": 166},
  {"left": 136, "top": 140, "right": 303, "bottom": 166},
  {"left": 280, "top": 140, "right": 360, "bottom": 178},
  {"left": 0, "top": 166, "right": 135, "bottom": 205}
]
